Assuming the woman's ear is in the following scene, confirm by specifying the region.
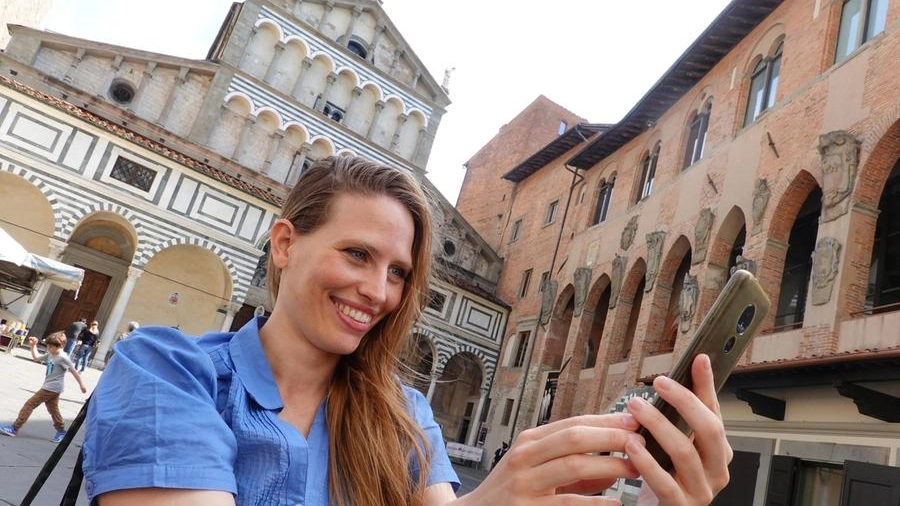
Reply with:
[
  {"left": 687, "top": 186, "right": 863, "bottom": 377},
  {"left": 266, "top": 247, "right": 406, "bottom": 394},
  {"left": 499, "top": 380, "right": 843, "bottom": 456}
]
[{"left": 269, "top": 219, "right": 295, "bottom": 269}]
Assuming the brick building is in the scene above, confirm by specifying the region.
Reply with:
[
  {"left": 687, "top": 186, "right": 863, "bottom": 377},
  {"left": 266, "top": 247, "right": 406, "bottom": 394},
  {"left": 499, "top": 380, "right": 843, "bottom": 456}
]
[
  {"left": 458, "top": 0, "right": 899, "bottom": 503},
  {"left": 0, "top": 0, "right": 506, "bottom": 448}
]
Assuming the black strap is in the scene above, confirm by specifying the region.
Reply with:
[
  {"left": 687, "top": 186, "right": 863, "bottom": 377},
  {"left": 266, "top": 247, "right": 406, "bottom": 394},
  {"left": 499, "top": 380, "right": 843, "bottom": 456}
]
[{"left": 20, "top": 395, "right": 90, "bottom": 506}]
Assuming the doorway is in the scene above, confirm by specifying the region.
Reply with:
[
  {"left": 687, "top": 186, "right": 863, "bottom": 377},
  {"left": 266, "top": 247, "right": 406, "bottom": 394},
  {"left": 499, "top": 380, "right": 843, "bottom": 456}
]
[{"left": 45, "top": 267, "right": 110, "bottom": 334}]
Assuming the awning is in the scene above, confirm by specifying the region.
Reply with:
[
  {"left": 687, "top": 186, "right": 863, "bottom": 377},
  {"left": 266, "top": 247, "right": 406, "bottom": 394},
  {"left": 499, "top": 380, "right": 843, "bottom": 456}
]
[{"left": 0, "top": 227, "right": 84, "bottom": 294}]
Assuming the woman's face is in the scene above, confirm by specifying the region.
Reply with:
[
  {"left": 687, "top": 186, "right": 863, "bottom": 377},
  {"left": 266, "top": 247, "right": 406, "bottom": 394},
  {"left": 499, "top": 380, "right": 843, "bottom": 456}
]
[{"left": 274, "top": 193, "right": 415, "bottom": 356}]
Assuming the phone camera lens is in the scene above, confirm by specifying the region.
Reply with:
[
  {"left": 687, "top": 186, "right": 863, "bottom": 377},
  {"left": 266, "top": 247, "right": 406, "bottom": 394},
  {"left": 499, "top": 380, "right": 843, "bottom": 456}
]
[
  {"left": 736, "top": 304, "right": 756, "bottom": 335},
  {"left": 723, "top": 335, "right": 736, "bottom": 354}
]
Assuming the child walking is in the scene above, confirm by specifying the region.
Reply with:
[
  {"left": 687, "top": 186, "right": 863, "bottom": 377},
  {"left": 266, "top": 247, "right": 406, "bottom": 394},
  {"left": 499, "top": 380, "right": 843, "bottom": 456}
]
[{"left": 0, "top": 333, "right": 87, "bottom": 442}]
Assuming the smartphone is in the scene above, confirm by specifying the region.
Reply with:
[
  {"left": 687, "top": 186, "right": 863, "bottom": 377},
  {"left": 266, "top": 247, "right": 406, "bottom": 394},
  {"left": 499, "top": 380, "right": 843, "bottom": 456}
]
[{"left": 635, "top": 268, "right": 770, "bottom": 471}]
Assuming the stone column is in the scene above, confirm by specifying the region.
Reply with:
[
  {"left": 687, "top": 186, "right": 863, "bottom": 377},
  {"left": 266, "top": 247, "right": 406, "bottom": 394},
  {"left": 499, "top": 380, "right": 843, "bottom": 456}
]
[
  {"left": 389, "top": 113, "right": 408, "bottom": 152},
  {"left": 338, "top": 6, "right": 362, "bottom": 45},
  {"left": 20, "top": 239, "right": 68, "bottom": 325},
  {"left": 262, "top": 130, "right": 285, "bottom": 176},
  {"left": 290, "top": 57, "right": 313, "bottom": 101},
  {"left": 232, "top": 115, "right": 256, "bottom": 160},
  {"left": 466, "top": 386, "right": 490, "bottom": 446},
  {"left": 263, "top": 41, "right": 287, "bottom": 84},
  {"left": 220, "top": 301, "right": 243, "bottom": 332},
  {"left": 285, "top": 142, "right": 312, "bottom": 185},
  {"left": 94, "top": 267, "right": 143, "bottom": 364},
  {"left": 317, "top": 73, "right": 337, "bottom": 113},
  {"left": 366, "top": 101, "right": 385, "bottom": 139},
  {"left": 425, "top": 373, "right": 438, "bottom": 402}
]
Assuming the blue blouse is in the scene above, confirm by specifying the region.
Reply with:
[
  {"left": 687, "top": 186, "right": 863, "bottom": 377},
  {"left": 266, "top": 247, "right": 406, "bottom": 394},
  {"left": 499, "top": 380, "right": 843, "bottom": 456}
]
[{"left": 83, "top": 317, "right": 459, "bottom": 505}]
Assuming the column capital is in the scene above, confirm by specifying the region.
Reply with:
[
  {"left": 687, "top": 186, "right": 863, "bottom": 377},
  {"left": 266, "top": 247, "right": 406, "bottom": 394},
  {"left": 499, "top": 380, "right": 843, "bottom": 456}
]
[
  {"left": 47, "top": 239, "right": 68, "bottom": 259},
  {"left": 126, "top": 267, "right": 144, "bottom": 280}
]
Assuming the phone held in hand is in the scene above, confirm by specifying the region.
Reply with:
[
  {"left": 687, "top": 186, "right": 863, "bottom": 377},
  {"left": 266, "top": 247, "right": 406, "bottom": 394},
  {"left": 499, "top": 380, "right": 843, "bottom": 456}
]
[{"left": 635, "top": 268, "right": 771, "bottom": 471}]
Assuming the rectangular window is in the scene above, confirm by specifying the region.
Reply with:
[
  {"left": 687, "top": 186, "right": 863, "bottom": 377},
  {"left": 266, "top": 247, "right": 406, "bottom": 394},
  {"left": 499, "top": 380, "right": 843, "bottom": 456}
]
[
  {"left": 835, "top": 0, "right": 889, "bottom": 62},
  {"left": 500, "top": 398, "right": 515, "bottom": 426},
  {"left": 544, "top": 200, "right": 559, "bottom": 225},
  {"left": 426, "top": 290, "right": 446, "bottom": 312},
  {"left": 637, "top": 151, "right": 658, "bottom": 202},
  {"left": 509, "top": 218, "right": 522, "bottom": 243},
  {"left": 111, "top": 156, "right": 157, "bottom": 192},
  {"left": 537, "top": 271, "right": 550, "bottom": 292},
  {"left": 592, "top": 183, "right": 613, "bottom": 225},
  {"left": 512, "top": 331, "right": 530, "bottom": 367},
  {"left": 518, "top": 269, "right": 533, "bottom": 299}
]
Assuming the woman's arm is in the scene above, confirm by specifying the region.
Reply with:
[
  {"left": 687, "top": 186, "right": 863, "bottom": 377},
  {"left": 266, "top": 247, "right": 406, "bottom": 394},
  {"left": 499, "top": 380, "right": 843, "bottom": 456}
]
[{"left": 98, "top": 488, "right": 234, "bottom": 506}]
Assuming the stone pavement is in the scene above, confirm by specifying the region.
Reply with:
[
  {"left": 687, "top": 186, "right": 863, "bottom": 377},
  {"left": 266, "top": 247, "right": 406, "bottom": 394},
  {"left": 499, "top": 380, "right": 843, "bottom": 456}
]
[
  {"left": 0, "top": 346, "right": 488, "bottom": 505},
  {"left": 0, "top": 346, "right": 98, "bottom": 506}
]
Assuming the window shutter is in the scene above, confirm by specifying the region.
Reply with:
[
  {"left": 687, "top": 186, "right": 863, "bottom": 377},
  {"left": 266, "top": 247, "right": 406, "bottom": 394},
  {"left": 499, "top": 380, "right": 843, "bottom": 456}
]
[
  {"left": 841, "top": 460, "right": 900, "bottom": 506},
  {"left": 764, "top": 455, "right": 797, "bottom": 506}
]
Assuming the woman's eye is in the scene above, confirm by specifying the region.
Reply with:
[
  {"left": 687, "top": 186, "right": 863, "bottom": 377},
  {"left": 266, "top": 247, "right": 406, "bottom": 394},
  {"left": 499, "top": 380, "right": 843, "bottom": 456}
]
[
  {"left": 346, "top": 249, "right": 366, "bottom": 261},
  {"left": 388, "top": 266, "right": 408, "bottom": 280}
]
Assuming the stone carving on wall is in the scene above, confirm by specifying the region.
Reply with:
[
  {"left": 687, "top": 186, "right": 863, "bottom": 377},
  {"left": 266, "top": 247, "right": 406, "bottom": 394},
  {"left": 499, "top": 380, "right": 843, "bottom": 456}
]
[
  {"left": 752, "top": 178, "right": 770, "bottom": 235},
  {"left": 620, "top": 216, "right": 639, "bottom": 251},
  {"left": 811, "top": 237, "right": 842, "bottom": 305},
  {"left": 692, "top": 208, "right": 715, "bottom": 265},
  {"left": 610, "top": 254, "right": 627, "bottom": 309},
  {"left": 539, "top": 279, "right": 558, "bottom": 325},
  {"left": 645, "top": 231, "right": 667, "bottom": 292},
  {"left": 573, "top": 267, "right": 592, "bottom": 317},
  {"left": 730, "top": 254, "right": 758, "bottom": 277},
  {"left": 818, "top": 130, "right": 860, "bottom": 223},
  {"left": 679, "top": 272, "right": 698, "bottom": 334}
]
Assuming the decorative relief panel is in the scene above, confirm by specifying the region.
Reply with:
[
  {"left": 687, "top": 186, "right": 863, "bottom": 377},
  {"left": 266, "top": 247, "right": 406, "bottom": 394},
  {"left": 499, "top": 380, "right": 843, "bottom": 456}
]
[
  {"left": 692, "top": 208, "right": 715, "bottom": 265},
  {"left": 167, "top": 175, "right": 268, "bottom": 241},
  {"left": 818, "top": 131, "right": 860, "bottom": 223},
  {"left": 574, "top": 267, "right": 592, "bottom": 317},
  {"left": 752, "top": 178, "right": 770, "bottom": 235},
  {"left": 811, "top": 237, "right": 841, "bottom": 306},
  {"left": 455, "top": 296, "right": 504, "bottom": 342},
  {"left": 0, "top": 103, "right": 72, "bottom": 162},
  {"left": 621, "top": 215, "right": 638, "bottom": 251},
  {"left": 645, "top": 231, "right": 667, "bottom": 292}
]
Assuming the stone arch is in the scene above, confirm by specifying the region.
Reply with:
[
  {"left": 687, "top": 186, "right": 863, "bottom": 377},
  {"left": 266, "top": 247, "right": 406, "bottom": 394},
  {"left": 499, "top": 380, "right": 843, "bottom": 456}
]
[
  {"left": 235, "top": 108, "right": 279, "bottom": 170},
  {"left": 131, "top": 242, "right": 235, "bottom": 334},
  {"left": 61, "top": 203, "right": 140, "bottom": 251},
  {"left": 432, "top": 350, "right": 485, "bottom": 443},
  {"left": 545, "top": 284, "right": 575, "bottom": 371},
  {"left": 326, "top": 68, "right": 358, "bottom": 113},
  {"left": 371, "top": 96, "right": 404, "bottom": 148},
  {"left": 0, "top": 167, "right": 57, "bottom": 247},
  {"left": 270, "top": 38, "right": 310, "bottom": 94},
  {"left": 401, "top": 331, "right": 437, "bottom": 394},
  {"left": 268, "top": 123, "right": 309, "bottom": 183},
  {"left": 240, "top": 19, "right": 282, "bottom": 79},
  {"left": 743, "top": 24, "right": 785, "bottom": 77},
  {"left": 855, "top": 115, "right": 900, "bottom": 209},
  {"left": 208, "top": 94, "right": 253, "bottom": 158},
  {"left": 296, "top": 53, "right": 336, "bottom": 108},
  {"left": 135, "top": 236, "right": 239, "bottom": 285},
  {"left": 767, "top": 169, "right": 820, "bottom": 244},
  {"left": 610, "top": 258, "right": 647, "bottom": 361},
  {"left": 708, "top": 205, "right": 747, "bottom": 269},
  {"left": 346, "top": 82, "right": 381, "bottom": 136},
  {"left": 580, "top": 272, "right": 613, "bottom": 370},
  {"left": 396, "top": 109, "right": 426, "bottom": 159},
  {"left": 308, "top": 136, "right": 336, "bottom": 161},
  {"left": 649, "top": 235, "right": 693, "bottom": 354}
]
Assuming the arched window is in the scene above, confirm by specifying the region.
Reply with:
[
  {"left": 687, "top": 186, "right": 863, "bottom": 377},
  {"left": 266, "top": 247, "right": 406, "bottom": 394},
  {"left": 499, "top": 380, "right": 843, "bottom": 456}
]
[
  {"left": 347, "top": 39, "right": 368, "bottom": 59},
  {"left": 637, "top": 144, "right": 660, "bottom": 202},
  {"left": 592, "top": 177, "right": 614, "bottom": 225},
  {"left": 743, "top": 41, "right": 783, "bottom": 127},
  {"left": 774, "top": 188, "right": 822, "bottom": 329},
  {"left": 683, "top": 100, "right": 712, "bottom": 168},
  {"left": 835, "top": 0, "right": 888, "bottom": 62},
  {"left": 866, "top": 160, "right": 900, "bottom": 313}
]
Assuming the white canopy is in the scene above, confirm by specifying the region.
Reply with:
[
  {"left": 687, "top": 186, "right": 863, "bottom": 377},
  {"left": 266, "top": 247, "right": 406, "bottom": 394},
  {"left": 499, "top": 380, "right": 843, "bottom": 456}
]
[{"left": 0, "top": 227, "right": 84, "bottom": 293}]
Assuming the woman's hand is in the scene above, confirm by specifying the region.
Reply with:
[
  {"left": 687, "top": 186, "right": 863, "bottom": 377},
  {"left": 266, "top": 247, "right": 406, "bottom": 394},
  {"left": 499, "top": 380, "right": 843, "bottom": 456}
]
[
  {"left": 455, "top": 413, "right": 643, "bottom": 505},
  {"left": 628, "top": 354, "right": 732, "bottom": 506}
]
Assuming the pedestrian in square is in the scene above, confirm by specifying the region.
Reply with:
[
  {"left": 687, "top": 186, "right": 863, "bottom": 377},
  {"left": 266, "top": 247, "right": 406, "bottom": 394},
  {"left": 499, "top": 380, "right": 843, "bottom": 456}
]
[{"left": 0, "top": 333, "right": 87, "bottom": 442}]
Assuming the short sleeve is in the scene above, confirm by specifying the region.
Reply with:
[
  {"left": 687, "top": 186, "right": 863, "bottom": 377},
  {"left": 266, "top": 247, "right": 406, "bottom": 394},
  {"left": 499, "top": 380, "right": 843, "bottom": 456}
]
[
  {"left": 82, "top": 327, "right": 238, "bottom": 501},
  {"left": 404, "top": 386, "right": 460, "bottom": 491}
]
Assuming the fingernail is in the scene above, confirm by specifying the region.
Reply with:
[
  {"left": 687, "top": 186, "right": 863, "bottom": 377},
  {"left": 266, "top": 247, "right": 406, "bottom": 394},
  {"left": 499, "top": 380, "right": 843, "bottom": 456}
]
[
  {"left": 627, "top": 396, "right": 647, "bottom": 411},
  {"left": 620, "top": 412, "right": 638, "bottom": 427},
  {"left": 655, "top": 375, "right": 674, "bottom": 390},
  {"left": 628, "top": 433, "right": 646, "bottom": 447},
  {"left": 700, "top": 353, "right": 712, "bottom": 371}
]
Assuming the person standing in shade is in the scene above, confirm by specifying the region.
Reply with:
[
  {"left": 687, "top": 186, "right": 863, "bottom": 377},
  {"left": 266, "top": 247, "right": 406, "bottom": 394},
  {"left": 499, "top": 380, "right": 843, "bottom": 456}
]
[
  {"left": 0, "top": 333, "right": 87, "bottom": 442},
  {"left": 63, "top": 317, "right": 87, "bottom": 355},
  {"left": 105, "top": 320, "right": 140, "bottom": 364},
  {"left": 491, "top": 442, "right": 509, "bottom": 470},
  {"left": 74, "top": 320, "right": 100, "bottom": 372}
]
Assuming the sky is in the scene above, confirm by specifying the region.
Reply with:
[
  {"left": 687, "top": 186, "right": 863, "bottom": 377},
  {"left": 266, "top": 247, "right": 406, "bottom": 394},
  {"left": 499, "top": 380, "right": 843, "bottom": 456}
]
[{"left": 43, "top": 0, "right": 733, "bottom": 204}]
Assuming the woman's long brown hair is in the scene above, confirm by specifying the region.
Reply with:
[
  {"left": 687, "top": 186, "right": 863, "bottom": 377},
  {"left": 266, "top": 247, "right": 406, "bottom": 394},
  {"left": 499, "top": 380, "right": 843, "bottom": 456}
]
[{"left": 267, "top": 156, "right": 433, "bottom": 506}]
